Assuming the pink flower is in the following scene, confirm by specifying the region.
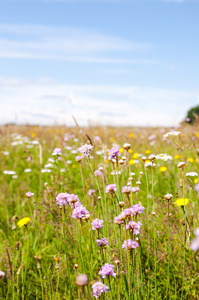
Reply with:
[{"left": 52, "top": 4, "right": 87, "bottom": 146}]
[
  {"left": 99, "top": 263, "right": 116, "bottom": 279},
  {"left": 91, "top": 219, "right": 104, "bottom": 230}
]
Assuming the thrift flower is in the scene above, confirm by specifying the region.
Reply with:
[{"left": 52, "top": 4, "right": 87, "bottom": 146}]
[
  {"left": 91, "top": 219, "right": 104, "bottom": 230},
  {"left": 79, "top": 144, "right": 94, "bottom": 157},
  {"left": 105, "top": 184, "right": 117, "bottom": 194},
  {"left": 190, "top": 228, "right": 199, "bottom": 251},
  {"left": 88, "top": 189, "right": 95, "bottom": 196},
  {"left": 122, "top": 186, "right": 133, "bottom": 194},
  {"left": 126, "top": 221, "right": 142, "bottom": 235},
  {"left": 26, "top": 191, "right": 34, "bottom": 198},
  {"left": 131, "top": 204, "right": 145, "bottom": 215},
  {"left": 52, "top": 148, "right": 62, "bottom": 156},
  {"left": 56, "top": 193, "right": 68, "bottom": 206},
  {"left": 92, "top": 281, "right": 109, "bottom": 299},
  {"left": 96, "top": 238, "right": 108, "bottom": 247},
  {"left": 108, "top": 147, "right": 120, "bottom": 160},
  {"left": 99, "top": 263, "right": 116, "bottom": 279},
  {"left": 72, "top": 205, "right": 89, "bottom": 219},
  {"left": 122, "top": 239, "right": 139, "bottom": 250},
  {"left": 17, "top": 217, "right": 31, "bottom": 227},
  {"left": 94, "top": 170, "right": 103, "bottom": 177}
]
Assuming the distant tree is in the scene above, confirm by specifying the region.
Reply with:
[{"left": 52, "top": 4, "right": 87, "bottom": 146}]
[{"left": 186, "top": 105, "right": 199, "bottom": 124}]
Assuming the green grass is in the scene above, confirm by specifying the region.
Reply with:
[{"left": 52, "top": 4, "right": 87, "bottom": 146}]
[{"left": 0, "top": 124, "right": 199, "bottom": 299}]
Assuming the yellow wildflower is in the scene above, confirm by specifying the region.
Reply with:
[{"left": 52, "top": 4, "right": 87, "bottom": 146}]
[
  {"left": 188, "top": 158, "right": 194, "bottom": 163},
  {"left": 129, "top": 159, "right": 135, "bottom": 165},
  {"left": 194, "top": 178, "right": 198, "bottom": 184},
  {"left": 129, "top": 133, "right": 134, "bottom": 138},
  {"left": 132, "top": 152, "right": 139, "bottom": 159},
  {"left": 196, "top": 132, "right": 199, "bottom": 138},
  {"left": 145, "top": 150, "right": 151, "bottom": 154},
  {"left": 17, "top": 217, "right": 31, "bottom": 227},
  {"left": 159, "top": 166, "right": 167, "bottom": 173},
  {"left": 72, "top": 164, "right": 77, "bottom": 168},
  {"left": 128, "top": 149, "right": 133, "bottom": 153},
  {"left": 174, "top": 155, "right": 181, "bottom": 159},
  {"left": 119, "top": 148, "right": 124, "bottom": 153},
  {"left": 174, "top": 198, "right": 189, "bottom": 207},
  {"left": 32, "top": 133, "right": 36, "bottom": 138},
  {"left": 110, "top": 137, "right": 114, "bottom": 142}
]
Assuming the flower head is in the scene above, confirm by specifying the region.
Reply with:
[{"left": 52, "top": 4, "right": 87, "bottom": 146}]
[
  {"left": 79, "top": 144, "right": 94, "bottom": 157},
  {"left": 56, "top": 193, "right": 68, "bottom": 206},
  {"left": 122, "top": 239, "right": 139, "bottom": 250},
  {"left": 92, "top": 281, "right": 109, "bottom": 299},
  {"left": 72, "top": 205, "right": 89, "bottom": 219},
  {"left": 122, "top": 186, "right": 133, "bottom": 194},
  {"left": 91, "top": 219, "right": 104, "bottom": 230},
  {"left": 105, "top": 184, "right": 117, "bottom": 194},
  {"left": 26, "top": 191, "right": 34, "bottom": 198},
  {"left": 52, "top": 148, "right": 62, "bottom": 156},
  {"left": 17, "top": 217, "right": 31, "bottom": 227},
  {"left": 99, "top": 263, "right": 116, "bottom": 279},
  {"left": 108, "top": 147, "right": 120, "bottom": 160},
  {"left": 88, "top": 189, "right": 95, "bottom": 196},
  {"left": 186, "top": 172, "right": 198, "bottom": 177},
  {"left": 75, "top": 156, "right": 83, "bottom": 162},
  {"left": 94, "top": 170, "right": 103, "bottom": 177},
  {"left": 190, "top": 228, "right": 199, "bottom": 251},
  {"left": 131, "top": 204, "right": 145, "bottom": 215},
  {"left": 96, "top": 237, "right": 108, "bottom": 247},
  {"left": 126, "top": 221, "right": 142, "bottom": 235},
  {"left": 174, "top": 198, "right": 189, "bottom": 207}
]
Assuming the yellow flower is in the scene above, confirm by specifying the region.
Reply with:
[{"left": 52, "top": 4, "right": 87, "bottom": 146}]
[
  {"left": 119, "top": 148, "right": 124, "bottom": 153},
  {"left": 132, "top": 152, "right": 139, "bottom": 159},
  {"left": 196, "top": 132, "right": 199, "bottom": 138},
  {"left": 129, "top": 133, "right": 134, "bottom": 138},
  {"left": 72, "top": 164, "right": 77, "bottom": 168},
  {"left": 174, "top": 198, "right": 189, "bottom": 207},
  {"left": 17, "top": 217, "right": 31, "bottom": 227},
  {"left": 110, "top": 137, "right": 114, "bottom": 142},
  {"left": 129, "top": 159, "right": 135, "bottom": 165},
  {"left": 145, "top": 149, "right": 151, "bottom": 154},
  {"left": 194, "top": 178, "right": 198, "bottom": 184},
  {"left": 32, "top": 133, "right": 36, "bottom": 138},
  {"left": 145, "top": 159, "right": 151, "bottom": 164},
  {"left": 174, "top": 155, "right": 181, "bottom": 159},
  {"left": 188, "top": 157, "right": 194, "bottom": 163},
  {"left": 159, "top": 166, "right": 167, "bottom": 173},
  {"left": 128, "top": 149, "right": 133, "bottom": 153}
]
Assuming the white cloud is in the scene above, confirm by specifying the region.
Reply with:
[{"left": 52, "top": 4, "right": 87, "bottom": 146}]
[
  {"left": 0, "top": 24, "right": 156, "bottom": 64},
  {"left": 0, "top": 77, "right": 196, "bottom": 126}
]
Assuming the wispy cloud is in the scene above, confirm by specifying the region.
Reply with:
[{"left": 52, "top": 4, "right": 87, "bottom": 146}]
[
  {"left": 0, "top": 24, "right": 157, "bottom": 64},
  {"left": 0, "top": 77, "right": 196, "bottom": 126}
]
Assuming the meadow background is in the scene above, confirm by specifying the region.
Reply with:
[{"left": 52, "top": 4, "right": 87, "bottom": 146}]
[{"left": 0, "top": 123, "right": 199, "bottom": 299}]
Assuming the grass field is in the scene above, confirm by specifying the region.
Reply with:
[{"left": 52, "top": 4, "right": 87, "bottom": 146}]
[{"left": 0, "top": 124, "right": 199, "bottom": 299}]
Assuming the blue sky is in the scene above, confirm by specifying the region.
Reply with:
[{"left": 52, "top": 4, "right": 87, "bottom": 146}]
[{"left": 0, "top": 0, "right": 199, "bottom": 126}]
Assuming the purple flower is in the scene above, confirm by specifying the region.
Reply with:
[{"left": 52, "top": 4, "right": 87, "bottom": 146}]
[
  {"left": 56, "top": 193, "right": 68, "bottom": 206},
  {"left": 190, "top": 228, "right": 199, "bottom": 251},
  {"left": 88, "top": 189, "right": 95, "bottom": 196},
  {"left": 52, "top": 148, "right": 62, "bottom": 156},
  {"left": 92, "top": 281, "right": 109, "bottom": 299},
  {"left": 105, "top": 184, "right": 117, "bottom": 194},
  {"left": 79, "top": 144, "right": 94, "bottom": 157},
  {"left": 185, "top": 118, "right": 190, "bottom": 122},
  {"left": 72, "top": 205, "right": 89, "bottom": 219},
  {"left": 96, "top": 237, "right": 108, "bottom": 247},
  {"left": 131, "top": 187, "right": 140, "bottom": 193},
  {"left": 91, "top": 219, "right": 104, "bottom": 230},
  {"left": 114, "top": 215, "right": 124, "bottom": 225},
  {"left": 26, "top": 191, "right": 34, "bottom": 198},
  {"left": 131, "top": 204, "right": 145, "bottom": 215},
  {"left": 94, "top": 136, "right": 101, "bottom": 143},
  {"left": 194, "top": 183, "right": 199, "bottom": 195},
  {"left": 67, "top": 194, "right": 79, "bottom": 205},
  {"left": 75, "top": 156, "right": 83, "bottom": 162},
  {"left": 122, "top": 239, "right": 139, "bottom": 250},
  {"left": 122, "top": 186, "right": 133, "bottom": 194},
  {"left": 108, "top": 147, "right": 120, "bottom": 160},
  {"left": 99, "top": 263, "right": 116, "bottom": 279},
  {"left": 126, "top": 221, "right": 142, "bottom": 235},
  {"left": 94, "top": 170, "right": 103, "bottom": 177},
  {"left": 123, "top": 208, "right": 133, "bottom": 218}
]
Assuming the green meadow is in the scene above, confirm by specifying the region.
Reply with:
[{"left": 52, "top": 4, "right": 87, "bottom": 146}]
[{"left": 0, "top": 124, "right": 199, "bottom": 299}]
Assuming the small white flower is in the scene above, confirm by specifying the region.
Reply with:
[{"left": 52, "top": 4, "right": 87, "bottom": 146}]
[
  {"left": 186, "top": 172, "right": 198, "bottom": 177},
  {"left": 4, "top": 170, "right": 16, "bottom": 175},
  {"left": 24, "top": 169, "right": 32, "bottom": 173},
  {"left": 41, "top": 169, "right": 51, "bottom": 173},
  {"left": 2, "top": 151, "right": 9, "bottom": 155},
  {"left": 67, "top": 160, "right": 72, "bottom": 164},
  {"left": 177, "top": 162, "right": 185, "bottom": 168},
  {"left": 163, "top": 131, "right": 181, "bottom": 138},
  {"left": 60, "top": 168, "right": 66, "bottom": 172}
]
